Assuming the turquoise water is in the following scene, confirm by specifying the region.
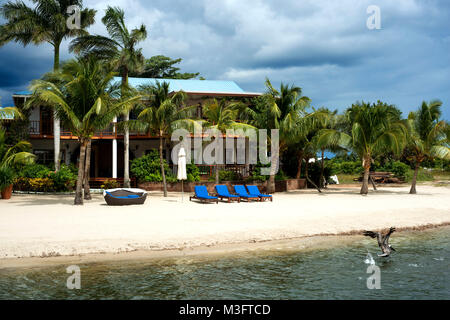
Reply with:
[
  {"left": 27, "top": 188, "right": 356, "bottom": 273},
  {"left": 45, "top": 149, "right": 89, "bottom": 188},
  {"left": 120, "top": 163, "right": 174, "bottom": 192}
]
[{"left": 0, "top": 227, "right": 449, "bottom": 300}]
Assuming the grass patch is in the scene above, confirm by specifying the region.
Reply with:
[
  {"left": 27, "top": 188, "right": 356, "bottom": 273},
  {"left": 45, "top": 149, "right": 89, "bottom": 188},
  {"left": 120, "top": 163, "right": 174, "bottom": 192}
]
[
  {"left": 404, "top": 168, "right": 434, "bottom": 183},
  {"left": 431, "top": 170, "right": 450, "bottom": 181},
  {"left": 335, "top": 174, "right": 359, "bottom": 184}
]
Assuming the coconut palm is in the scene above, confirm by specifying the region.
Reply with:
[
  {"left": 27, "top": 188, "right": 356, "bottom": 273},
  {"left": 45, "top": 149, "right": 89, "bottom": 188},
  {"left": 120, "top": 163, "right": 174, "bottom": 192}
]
[
  {"left": 290, "top": 110, "right": 337, "bottom": 192},
  {"left": 0, "top": 105, "right": 36, "bottom": 169},
  {"left": 201, "top": 99, "right": 256, "bottom": 184},
  {"left": 310, "top": 108, "right": 347, "bottom": 188},
  {"left": 0, "top": 0, "right": 96, "bottom": 172},
  {"left": 125, "top": 82, "right": 191, "bottom": 197},
  {"left": 27, "top": 57, "right": 141, "bottom": 205},
  {"left": 247, "top": 79, "right": 311, "bottom": 193},
  {"left": 0, "top": 127, "right": 35, "bottom": 169},
  {"left": 70, "top": 6, "right": 147, "bottom": 188},
  {"left": 318, "top": 102, "right": 407, "bottom": 195},
  {"left": 407, "top": 101, "right": 450, "bottom": 194}
]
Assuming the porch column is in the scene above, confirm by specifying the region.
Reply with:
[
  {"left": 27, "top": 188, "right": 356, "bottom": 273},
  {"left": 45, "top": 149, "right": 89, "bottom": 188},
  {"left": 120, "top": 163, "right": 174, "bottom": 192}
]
[{"left": 112, "top": 117, "right": 118, "bottom": 178}]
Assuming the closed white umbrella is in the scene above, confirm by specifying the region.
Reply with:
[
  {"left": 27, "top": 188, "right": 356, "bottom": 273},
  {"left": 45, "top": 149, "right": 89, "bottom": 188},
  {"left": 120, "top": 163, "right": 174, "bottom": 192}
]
[{"left": 177, "top": 147, "right": 187, "bottom": 201}]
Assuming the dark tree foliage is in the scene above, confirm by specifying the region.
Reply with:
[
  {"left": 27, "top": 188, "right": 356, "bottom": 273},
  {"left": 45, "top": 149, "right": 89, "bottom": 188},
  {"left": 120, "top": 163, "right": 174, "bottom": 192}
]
[{"left": 131, "top": 55, "right": 200, "bottom": 79}]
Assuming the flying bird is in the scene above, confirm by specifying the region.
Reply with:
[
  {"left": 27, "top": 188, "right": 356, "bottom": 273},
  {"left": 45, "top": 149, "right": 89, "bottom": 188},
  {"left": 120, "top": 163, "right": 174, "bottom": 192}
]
[{"left": 363, "top": 227, "right": 397, "bottom": 257}]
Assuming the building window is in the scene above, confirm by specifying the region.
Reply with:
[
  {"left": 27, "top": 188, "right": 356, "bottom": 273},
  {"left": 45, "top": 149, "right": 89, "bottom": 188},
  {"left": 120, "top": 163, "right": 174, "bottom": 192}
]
[
  {"left": 33, "top": 150, "right": 66, "bottom": 166},
  {"left": 33, "top": 150, "right": 53, "bottom": 166}
]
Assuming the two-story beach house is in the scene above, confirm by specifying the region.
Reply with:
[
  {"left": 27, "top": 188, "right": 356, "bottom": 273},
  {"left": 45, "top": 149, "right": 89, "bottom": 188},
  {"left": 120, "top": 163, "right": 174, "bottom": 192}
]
[{"left": 9, "top": 78, "right": 260, "bottom": 185}]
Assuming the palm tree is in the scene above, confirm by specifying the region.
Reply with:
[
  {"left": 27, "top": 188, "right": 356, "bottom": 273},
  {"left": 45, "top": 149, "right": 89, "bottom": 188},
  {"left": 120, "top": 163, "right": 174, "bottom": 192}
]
[
  {"left": 0, "top": 127, "right": 35, "bottom": 169},
  {"left": 311, "top": 108, "right": 345, "bottom": 188},
  {"left": 28, "top": 57, "right": 141, "bottom": 205},
  {"left": 201, "top": 99, "right": 255, "bottom": 184},
  {"left": 0, "top": 106, "right": 36, "bottom": 168},
  {"left": 407, "top": 101, "right": 450, "bottom": 194},
  {"left": 0, "top": 0, "right": 96, "bottom": 172},
  {"left": 70, "top": 6, "right": 147, "bottom": 188},
  {"left": 318, "top": 102, "right": 407, "bottom": 195},
  {"left": 127, "top": 82, "right": 190, "bottom": 197},
  {"left": 248, "top": 79, "right": 311, "bottom": 193}
]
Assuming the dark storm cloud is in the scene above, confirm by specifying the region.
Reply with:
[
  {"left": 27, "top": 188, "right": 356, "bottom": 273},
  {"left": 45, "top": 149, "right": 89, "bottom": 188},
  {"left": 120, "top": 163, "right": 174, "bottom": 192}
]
[{"left": 0, "top": 0, "right": 449, "bottom": 119}]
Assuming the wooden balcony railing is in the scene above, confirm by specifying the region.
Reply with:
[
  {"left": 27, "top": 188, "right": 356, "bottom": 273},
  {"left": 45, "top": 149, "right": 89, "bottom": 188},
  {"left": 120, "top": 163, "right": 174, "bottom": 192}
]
[{"left": 29, "top": 121, "right": 156, "bottom": 139}]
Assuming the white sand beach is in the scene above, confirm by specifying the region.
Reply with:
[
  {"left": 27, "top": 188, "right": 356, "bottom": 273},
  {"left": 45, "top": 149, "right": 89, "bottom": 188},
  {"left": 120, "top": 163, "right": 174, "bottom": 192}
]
[{"left": 0, "top": 185, "right": 449, "bottom": 265}]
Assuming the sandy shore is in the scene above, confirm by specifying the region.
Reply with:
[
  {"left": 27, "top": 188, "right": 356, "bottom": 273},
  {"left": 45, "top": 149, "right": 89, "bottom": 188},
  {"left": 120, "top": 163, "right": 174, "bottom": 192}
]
[{"left": 0, "top": 185, "right": 449, "bottom": 266}]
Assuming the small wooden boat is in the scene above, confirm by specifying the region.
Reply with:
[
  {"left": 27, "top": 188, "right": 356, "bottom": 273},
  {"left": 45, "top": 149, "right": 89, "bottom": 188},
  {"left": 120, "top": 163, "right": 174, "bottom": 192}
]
[{"left": 103, "top": 189, "right": 147, "bottom": 206}]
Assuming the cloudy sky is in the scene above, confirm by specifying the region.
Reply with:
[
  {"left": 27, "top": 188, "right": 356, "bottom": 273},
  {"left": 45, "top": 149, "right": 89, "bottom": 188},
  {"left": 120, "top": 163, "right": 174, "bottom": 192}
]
[{"left": 1, "top": 0, "right": 449, "bottom": 119}]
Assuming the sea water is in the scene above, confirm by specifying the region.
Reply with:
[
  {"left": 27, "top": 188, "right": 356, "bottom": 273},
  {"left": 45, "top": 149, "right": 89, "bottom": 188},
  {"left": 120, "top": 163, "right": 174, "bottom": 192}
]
[{"left": 0, "top": 227, "right": 449, "bottom": 300}]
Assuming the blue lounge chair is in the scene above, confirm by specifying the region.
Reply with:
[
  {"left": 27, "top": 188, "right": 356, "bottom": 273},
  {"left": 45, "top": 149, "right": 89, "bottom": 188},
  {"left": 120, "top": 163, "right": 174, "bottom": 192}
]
[
  {"left": 215, "top": 185, "right": 241, "bottom": 203},
  {"left": 190, "top": 186, "right": 219, "bottom": 204},
  {"left": 233, "top": 185, "right": 261, "bottom": 202},
  {"left": 246, "top": 185, "right": 273, "bottom": 202}
]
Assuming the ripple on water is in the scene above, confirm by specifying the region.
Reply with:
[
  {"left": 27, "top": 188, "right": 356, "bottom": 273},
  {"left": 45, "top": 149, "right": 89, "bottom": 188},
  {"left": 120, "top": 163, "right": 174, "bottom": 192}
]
[{"left": 0, "top": 227, "right": 449, "bottom": 300}]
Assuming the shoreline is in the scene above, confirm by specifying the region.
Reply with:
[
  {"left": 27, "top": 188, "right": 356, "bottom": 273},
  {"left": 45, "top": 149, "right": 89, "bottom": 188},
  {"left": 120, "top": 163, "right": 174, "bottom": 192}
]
[
  {"left": 1, "top": 185, "right": 449, "bottom": 268},
  {"left": 1, "top": 222, "right": 449, "bottom": 270}
]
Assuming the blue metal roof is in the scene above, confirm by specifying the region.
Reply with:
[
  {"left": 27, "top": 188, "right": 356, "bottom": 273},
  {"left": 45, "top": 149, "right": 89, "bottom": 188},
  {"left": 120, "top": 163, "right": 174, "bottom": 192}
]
[
  {"left": 13, "top": 90, "right": 32, "bottom": 96},
  {"left": 12, "top": 78, "right": 257, "bottom": 99},
  {"left": 117, "top": 77, "right": 247, "bottom": 94}
]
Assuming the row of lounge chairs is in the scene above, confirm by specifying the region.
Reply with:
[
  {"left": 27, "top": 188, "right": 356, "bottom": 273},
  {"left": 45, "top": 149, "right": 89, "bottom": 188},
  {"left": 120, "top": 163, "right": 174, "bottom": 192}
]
[{"left": 190, "top": 185, "right": 273, "bottom": 204}]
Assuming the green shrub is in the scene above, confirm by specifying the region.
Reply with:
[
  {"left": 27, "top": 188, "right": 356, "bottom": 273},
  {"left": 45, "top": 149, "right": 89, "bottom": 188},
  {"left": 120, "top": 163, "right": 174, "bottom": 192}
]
[
  {"left": 29, "top": 178, "right": 54, "bottom": 192},
  {"left": 275, "top": 168, "right": 289, "bottom": 181},
  {"left": 14, "top": 177, "right": 54, "bottom": 192},
  {"left": 13, "top": 177, "right": 30, "bottom": 191},
  {"left": 380, "top": 161, "right": 410, "bottom": 179},
  {"left": 247, "top": 163, "right": 269, "bottom": 182},
  {"left": 13, "top": 164, "right": 75, "bottom": 192},
  {"left": 219, "top": 170, "right": 238, "bottom": 181},
  {"left": 332, "top": 161, "right": 362, "bottom": 175},
  {"left": 130, "top": 150, "right": 177, "bottom": 183},
  {"left": 49, "top": 165, "right": 76, "bottom": 192},
  {"left": 186, "top": 164, "right": 200, "bottom": 182},
  {"left": 405, "top": 168, "right": 434, "bottom": 182},
  {"left": 18, "top": 164, "right": 51, "bottom": 179},
  {"left": 0, "top": 167, "right": 15, "bottom": 189},
  {"left": 101, "top": 179, "right": 120, "bottom": 190}
]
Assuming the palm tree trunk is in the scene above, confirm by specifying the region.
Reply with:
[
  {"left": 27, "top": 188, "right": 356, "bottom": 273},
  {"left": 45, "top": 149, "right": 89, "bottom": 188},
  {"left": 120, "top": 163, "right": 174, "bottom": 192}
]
[
  {"left": 122, "top": 70, "right": 131, "bottom": 188},
  {"left": 159, "top": 134, "right": 168, "bottom": 197},
  {"left": 53, "top": 42, "right": 61, "bottom": 172},
  {"left": 361, "top": 156, "right": 371, "bottom": 195},
  {"left": 83, "top": 140, "right": 92, "bottom": 200},
  {"left": 304, "top": 158, "right": 309, "bottom": 188},
  {"left": 267, "top": 148, "right": 279, "bottom": 194},
  {"left": 123, "top": 112, "right": 130, "bottom": 188},
  {"left": 303, "top": 156, "right": 321, "bottom": 193},
  {"left": 75, "top": 139, "right": 87, "bottom": 205},
  {"left": 296, "top": 151, "right": 303, "bottom": 179},
  {"left": 410, "top": 162, "right": 420, "bottom": 194},
  {"left": 215, "top": 165, "right": 220, "bottom": 185},
  {"left": 53, "top": 113, "right": 61, "bottom": 172},
  {"left": 320, "top": 149, "right": 325, "bottom": 188},
  {"left": 370, "top": 176, "right": 377, "bottom": 191}
]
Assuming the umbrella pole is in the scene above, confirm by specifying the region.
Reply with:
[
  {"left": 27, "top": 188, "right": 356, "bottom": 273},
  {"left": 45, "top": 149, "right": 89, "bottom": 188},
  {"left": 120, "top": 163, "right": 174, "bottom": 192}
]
[{"left": 181, "top": 180, "right": 184, "bottom": 202}]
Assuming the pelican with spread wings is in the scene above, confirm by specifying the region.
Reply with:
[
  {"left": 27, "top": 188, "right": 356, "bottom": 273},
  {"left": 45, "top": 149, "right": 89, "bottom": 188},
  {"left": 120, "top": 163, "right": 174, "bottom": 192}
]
[{"left": 363, "top": 227, "right": 397, "bottom": 257}]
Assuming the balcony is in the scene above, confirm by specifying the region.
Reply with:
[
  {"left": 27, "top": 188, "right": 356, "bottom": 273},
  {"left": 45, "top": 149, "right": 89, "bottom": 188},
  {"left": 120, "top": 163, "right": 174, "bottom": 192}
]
[{"left": 29, "top": 121, "right": 157, "bottom": 140}]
